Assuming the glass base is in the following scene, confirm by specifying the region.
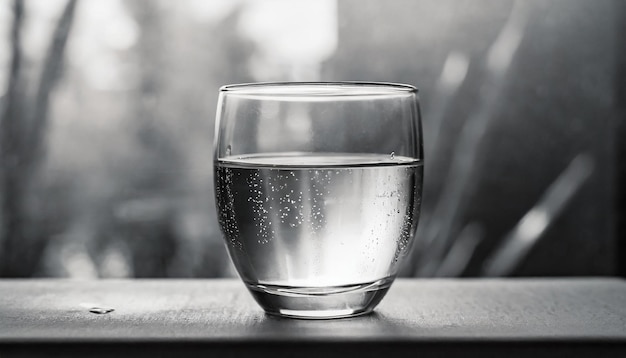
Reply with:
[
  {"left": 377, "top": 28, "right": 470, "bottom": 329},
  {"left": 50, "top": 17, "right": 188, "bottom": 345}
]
[{"left": 245, "top": 277, "right": 394, "bottom": 319}]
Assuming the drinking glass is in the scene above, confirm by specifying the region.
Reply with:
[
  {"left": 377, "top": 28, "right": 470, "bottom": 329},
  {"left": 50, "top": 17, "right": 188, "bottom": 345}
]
[{"left": 213, "top": 82, "right": 423, "bottom": 319}]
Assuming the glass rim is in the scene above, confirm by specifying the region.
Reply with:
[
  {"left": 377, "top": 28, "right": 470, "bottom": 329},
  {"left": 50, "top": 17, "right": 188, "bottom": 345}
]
[{"left": 219, "top": 81, "right": 418, "bottom": 97}]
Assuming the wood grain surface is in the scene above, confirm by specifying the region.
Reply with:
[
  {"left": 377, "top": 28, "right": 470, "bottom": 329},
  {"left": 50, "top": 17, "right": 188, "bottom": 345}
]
[{"left": 1, "top": 279, "right": 625, "bottom": 357}]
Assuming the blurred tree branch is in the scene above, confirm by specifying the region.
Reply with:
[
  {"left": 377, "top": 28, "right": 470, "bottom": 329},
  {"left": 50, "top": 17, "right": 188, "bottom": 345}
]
[
  {"left": 414, "top": 0, "right": 529, "bottom": 277},
  {"left": 0, "top": 0, "right": 78, "bottom": 277},
  {"left": 27, "top": 0, "right": 78, "bottom": 167},
  {"left": 1, "top": 0, "right": 24, "bottom": 137},
  {"left": 0, "top": 0, "right": 26, "bottom": 277}
]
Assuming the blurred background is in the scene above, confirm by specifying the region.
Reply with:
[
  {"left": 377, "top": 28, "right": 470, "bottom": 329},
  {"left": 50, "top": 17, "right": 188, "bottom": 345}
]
[{"left": 0, "top": 0, "right": 623, "bottom": 278}]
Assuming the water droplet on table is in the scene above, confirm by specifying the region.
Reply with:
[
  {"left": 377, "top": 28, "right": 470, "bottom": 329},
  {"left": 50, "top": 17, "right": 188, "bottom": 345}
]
[{"left": 89, "top": 307, "right": 114, "bottom": 314}]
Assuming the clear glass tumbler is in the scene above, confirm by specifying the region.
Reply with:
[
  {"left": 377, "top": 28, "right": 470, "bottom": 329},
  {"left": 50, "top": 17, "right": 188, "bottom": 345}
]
[{"left": 213, "top": 82, "right": 423, "bottom": 319}]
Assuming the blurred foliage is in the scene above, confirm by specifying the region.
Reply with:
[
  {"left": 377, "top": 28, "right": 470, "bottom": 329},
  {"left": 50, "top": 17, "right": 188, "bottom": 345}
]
[{"left": 0, "top": 0, "right": 619, "bottom": 277}]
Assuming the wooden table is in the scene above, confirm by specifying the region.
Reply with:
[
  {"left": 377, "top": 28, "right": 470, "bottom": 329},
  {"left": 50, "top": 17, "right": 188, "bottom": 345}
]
[{"left": 1, "top": 279, "right": 625, "bottom": 357}]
